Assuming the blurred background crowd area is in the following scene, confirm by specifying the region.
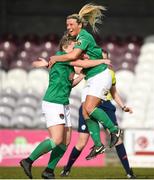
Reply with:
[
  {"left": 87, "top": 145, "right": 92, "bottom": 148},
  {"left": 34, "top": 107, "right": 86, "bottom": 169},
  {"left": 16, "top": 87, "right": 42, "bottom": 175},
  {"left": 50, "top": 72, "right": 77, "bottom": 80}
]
[{"left": 0, "top": 0, "right": 154, "bottom": 130}]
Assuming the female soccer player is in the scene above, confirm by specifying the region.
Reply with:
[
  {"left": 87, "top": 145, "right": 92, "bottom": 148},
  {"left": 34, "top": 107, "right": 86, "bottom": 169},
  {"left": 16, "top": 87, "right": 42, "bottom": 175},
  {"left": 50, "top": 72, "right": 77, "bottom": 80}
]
[
  {"left": 60, "top": 69, "right": 136, "bottom": 179},
  {"left": 19, "top": 35, "right": 111, "bottom": 179},
  {"left": 48, "top": 3, "right": 122, "bottom": 159}
]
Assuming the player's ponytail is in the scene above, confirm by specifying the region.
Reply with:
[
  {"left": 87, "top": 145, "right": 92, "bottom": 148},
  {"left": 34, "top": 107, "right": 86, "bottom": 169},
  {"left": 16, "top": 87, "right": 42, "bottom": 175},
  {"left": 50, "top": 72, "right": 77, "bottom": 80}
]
[{"left": 67, "top": 3, "right": 106, "bottom": 33}]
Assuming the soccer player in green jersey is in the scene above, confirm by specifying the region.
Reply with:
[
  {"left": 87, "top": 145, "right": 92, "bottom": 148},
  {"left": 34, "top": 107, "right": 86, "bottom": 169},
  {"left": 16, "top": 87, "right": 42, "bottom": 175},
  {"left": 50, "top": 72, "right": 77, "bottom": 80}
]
[
  {"left": 48, "top": 3, "right": 122, "bottom": 159},
  {"left": 60, "top": 69, "right": 136, "bottom": 179},
  {"left": 19, "top": 35, "right": 112, "bottom": 179}
]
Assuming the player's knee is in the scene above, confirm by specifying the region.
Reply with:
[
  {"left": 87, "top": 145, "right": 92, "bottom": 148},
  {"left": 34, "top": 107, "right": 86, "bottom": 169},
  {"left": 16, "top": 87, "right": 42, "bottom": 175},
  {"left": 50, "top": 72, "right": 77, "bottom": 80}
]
[
  {"left": 115, "top": 137, "right": 123, "bottom": 146},
  {"left": 82, "top": 106, "right": 89, "bottom": 119},
  {"left": 84, "top": 104, "right": 94, "bottom": 115},
  {"left": 52, "top": 137, "right": 63, "bottom": 145},
  {"left": 76, "top": 141, "right": 86, "bottom": 151}
]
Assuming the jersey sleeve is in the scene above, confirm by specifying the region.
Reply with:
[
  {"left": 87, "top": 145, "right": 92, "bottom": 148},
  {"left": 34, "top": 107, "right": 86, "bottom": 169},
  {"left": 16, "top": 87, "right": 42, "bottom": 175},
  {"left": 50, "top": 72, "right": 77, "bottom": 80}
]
[{"left": 74, "top": 37, "right": 89, "bottom": 51}]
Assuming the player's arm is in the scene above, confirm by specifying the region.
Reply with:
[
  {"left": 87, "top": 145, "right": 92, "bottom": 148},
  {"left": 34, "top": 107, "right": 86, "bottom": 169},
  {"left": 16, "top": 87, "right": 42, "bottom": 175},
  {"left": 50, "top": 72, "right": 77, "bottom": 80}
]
[
  {"left": 49, "top": 48, "right": 82, "bottom": 68},
  {"left": 74, "top": 66, "right": 83, "bottom": 74},
  {"left": 32, "top": 58, "right": 49, "bottom": 68},
  {"left": 72, "top": 73, "right": 85, "bottom": 87},
  {"left": 70, "top": 59, "right": 112, "bottom": 68},
  {"left": 110, "top": 85, "right": 133, "bottom": 113}
]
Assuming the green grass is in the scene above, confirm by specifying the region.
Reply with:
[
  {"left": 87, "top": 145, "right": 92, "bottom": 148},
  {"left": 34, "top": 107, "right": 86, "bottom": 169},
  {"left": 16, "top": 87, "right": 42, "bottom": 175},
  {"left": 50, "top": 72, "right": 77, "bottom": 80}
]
[{"left": 0, "top": 166, "right": 154, "bottom": 179}]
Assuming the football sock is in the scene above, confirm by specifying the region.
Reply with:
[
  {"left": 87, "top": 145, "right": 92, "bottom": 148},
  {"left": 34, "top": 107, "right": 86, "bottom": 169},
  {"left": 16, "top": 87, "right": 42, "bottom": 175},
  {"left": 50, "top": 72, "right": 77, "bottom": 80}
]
[
  {"left": 90, "top": 107, "right": 118, "bottom": 133},
  {"left": 29, "top": 139, "right": 56, "bottom": 161},
  {"left": 47, "top": 143, "right": 67, "bottom": 170},
  {"left": 65, "top": 146, "right": 82, "bottom": 171},
  {"left": 116, "top": 143, "right": 131, "bottom": 174},
  {"left": 86, "top": 118, "right": 102, "bottom": 147}
]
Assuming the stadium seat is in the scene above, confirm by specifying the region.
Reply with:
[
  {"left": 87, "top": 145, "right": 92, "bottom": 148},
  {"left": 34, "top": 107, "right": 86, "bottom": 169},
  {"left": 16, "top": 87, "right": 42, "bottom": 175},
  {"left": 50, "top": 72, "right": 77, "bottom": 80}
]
[
  {"left": 0, "top": 69, "right": 7, "bottom": 89},
  {"left": 0, "top": 50, "right": 10, "bottom": 70},
  {"left": 140, "top": 43, "right": 154, "bottom": 54},
  {"left": 0, "top": 114, "right": 10, "bottom": 128},
  {"left": 33, "top": 115, "right": 46, "bottom": 129},
  {"left": 21, "top": 88, "right": 41, "bottom": 101},
  {"left": 14, "top": 106, "right": 36, "bottom": 119},
  {"left": 27, "top": 69, "right": 48, "bottom": 95},
  {"left": 115, "top": 70, "right": 135, "bottom": 97},
  {"left": 0, "top": 87, "right": 18, "bottom": 99},
  {"left": 0, "top": 96, "right": 16, "bottom": 109},
  {"left": 0, "top": 41, "right": 17, "bottom": 58},
  {"left": 0, "top": 105, "right": 13, "bottom": 119},
  {"left": 39, "top": 50, "right": 50, "bottom": 59},
  {"left": 11, "top": 115, "right": 34, "bottom": 129},
  {"left": 10, "top": 59, "right": 30, "bottom": 70},
  {"left": 17, "top": 96, "right": 38, "bottom": 109},
  {"left": 6, "top": 68, "right": 28, "bottom": 92}
]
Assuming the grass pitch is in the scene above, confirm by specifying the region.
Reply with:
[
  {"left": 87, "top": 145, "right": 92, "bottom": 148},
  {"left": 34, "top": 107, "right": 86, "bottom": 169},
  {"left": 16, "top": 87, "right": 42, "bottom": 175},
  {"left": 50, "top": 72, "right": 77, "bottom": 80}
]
[{"left": 0, "top": 166, "right": 154, "bottom": 179}]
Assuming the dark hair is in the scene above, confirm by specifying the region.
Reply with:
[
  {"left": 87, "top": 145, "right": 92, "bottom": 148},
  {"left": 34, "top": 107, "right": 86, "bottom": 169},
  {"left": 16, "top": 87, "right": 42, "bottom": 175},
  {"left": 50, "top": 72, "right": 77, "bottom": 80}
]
[{"left": 59, "top": 34, "right": 76, "bottom": 51}]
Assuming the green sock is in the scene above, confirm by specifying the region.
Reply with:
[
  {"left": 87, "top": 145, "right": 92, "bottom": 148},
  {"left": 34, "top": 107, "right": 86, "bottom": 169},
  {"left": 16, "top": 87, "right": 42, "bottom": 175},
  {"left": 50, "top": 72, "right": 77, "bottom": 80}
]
[
  {"left": 47, "top": 143, "right": 67, "bottom": 170},
  {"left": 29, "top": 139, "right": 56, "bottom": 161},
  {"left": 86, "top": 118, "right": 102, "bottom": 147},
  {"left": 90, "top": 107, "right": 118, "bottom": 133}
]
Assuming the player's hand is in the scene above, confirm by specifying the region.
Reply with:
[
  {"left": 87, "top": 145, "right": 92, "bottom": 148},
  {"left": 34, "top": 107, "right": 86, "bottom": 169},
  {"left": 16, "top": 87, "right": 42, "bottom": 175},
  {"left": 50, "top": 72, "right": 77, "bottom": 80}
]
[
  {"left": 80, "top": 53, "right": 89, "bottom": 59},
  {"left": 32, "top": 58, "right": 48, "bottom": 68},
  {"left": 103, "top": 59, "right": 112, "bottom": 67},
  {"left": 48, "top": 56, "right": 56, "bottom": 68},
  {"left": 122, "top": 106, "right": 133, "bottom": 113}
]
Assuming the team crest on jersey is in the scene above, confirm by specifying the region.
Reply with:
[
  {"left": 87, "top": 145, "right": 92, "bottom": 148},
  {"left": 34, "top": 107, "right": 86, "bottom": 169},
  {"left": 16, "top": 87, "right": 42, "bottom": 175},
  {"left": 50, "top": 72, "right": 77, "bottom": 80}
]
[
  {"left": 76, "top": 40, "right": 82, "bottom": 46},
  {"left": 59, "top": 113, "right": 64, "bottom": 119}
]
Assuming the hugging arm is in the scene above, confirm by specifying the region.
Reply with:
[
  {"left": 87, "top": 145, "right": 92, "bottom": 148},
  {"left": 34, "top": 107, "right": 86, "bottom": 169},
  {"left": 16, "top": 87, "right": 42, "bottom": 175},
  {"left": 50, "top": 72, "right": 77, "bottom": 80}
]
[{"left": 70, "top": 59, "right": 112, "bottom": 68}]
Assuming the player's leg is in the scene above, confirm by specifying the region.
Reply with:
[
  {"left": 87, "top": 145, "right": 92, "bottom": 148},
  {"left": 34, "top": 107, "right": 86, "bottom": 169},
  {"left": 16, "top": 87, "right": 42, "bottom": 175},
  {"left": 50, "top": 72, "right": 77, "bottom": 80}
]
[
  {"left": 61, "top": 132, "right": 89, "bottom": 176},
  {"left": 100, "top": 101, "right": 136, "bottom": 179},
  {"left": 41, "top": 127, "right": 71, "bottom": 179},
  {"left": 20, "top": 124, "right": 64, "bottom": 179},
  {"left": 84, "top": 69, "right": 122, "bottom": 148},
  {"left": 81, "top": 85, "right": 106, "bottom": 159},
  {"left": 20, "top": 102, "right": 65, "bottom": 178},
  {"left": 61, "top": 105, "right": 90, "bottom": 176},
  {"left": 42, "top": 104, "right": 72, "bottom": 179}
]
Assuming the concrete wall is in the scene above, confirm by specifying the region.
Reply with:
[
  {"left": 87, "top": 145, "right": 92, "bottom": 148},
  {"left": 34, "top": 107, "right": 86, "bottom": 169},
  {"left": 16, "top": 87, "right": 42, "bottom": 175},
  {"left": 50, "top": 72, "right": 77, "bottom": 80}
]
[{"left": 0, "top": 0, "right": 154, "bottom": 37}]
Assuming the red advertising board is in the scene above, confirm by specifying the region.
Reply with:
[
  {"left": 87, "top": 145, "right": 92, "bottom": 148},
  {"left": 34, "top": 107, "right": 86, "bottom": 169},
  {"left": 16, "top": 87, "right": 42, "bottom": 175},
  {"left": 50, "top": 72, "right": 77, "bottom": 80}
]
[{"left": 0, "top": 129, "right": 105, "bottom": 167}]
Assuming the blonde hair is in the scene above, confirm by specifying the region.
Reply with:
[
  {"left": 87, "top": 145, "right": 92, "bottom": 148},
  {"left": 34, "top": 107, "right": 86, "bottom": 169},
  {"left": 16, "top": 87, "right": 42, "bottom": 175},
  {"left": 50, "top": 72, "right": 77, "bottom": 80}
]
[{"left": 67, "top": 3, "right": 106, "bottom": 32}]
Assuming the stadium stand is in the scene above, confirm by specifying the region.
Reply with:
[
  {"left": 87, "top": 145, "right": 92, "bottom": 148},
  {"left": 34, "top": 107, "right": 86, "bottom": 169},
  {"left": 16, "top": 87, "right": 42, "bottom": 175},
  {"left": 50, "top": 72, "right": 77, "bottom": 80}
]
[{"left": 1, "top": 34, "right": 154, "bottom": 130}]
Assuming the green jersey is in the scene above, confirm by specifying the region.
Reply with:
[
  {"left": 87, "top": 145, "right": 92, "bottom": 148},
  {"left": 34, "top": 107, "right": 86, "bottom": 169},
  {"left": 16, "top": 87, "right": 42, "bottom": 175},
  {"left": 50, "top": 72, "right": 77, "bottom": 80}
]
[
  {"left": 43, "top": 51, "right": 75, "bottom": 105},
  {"left": 74, "top": 29, "right": 107, "bottom": 80}
]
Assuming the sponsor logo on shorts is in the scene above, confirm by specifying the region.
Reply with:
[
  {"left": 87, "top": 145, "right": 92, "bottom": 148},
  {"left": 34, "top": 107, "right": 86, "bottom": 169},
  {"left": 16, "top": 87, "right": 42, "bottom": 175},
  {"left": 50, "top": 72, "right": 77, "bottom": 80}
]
[{"left": 59, "top": 113, "right": 64, "bottom": 119}]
